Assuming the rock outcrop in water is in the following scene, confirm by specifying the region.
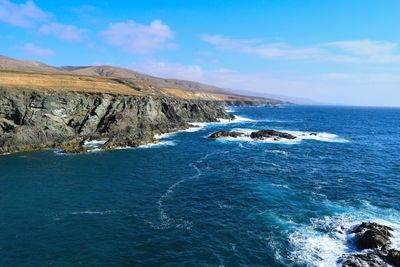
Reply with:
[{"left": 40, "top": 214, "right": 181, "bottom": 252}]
[
  {"left": 209, "top": 131, "right": 243, "bottom": 139},
  {"left": 0, "top": 88, "right": 231, "bottom": 153},
  {"left": 250, "top": 130, "right": 296, "bottom": 140},
  {"left": 352, "top": 222, "right": 393, "bottom": 250},
  {"left": 209, "top": 129, "right": 297, "bottom": 140},
  {"left": 338, "top": 222, "right": 400, "bottom": 267}
]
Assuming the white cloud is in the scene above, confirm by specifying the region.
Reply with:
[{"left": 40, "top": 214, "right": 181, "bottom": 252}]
[
  {"left": 22, "top": 43, "right": 54, "bottom": 57},
  {"left": 39, "top": 23, "right": 87, "bottom": 42},
  {"left": 203, "top": 35, "right": 400, "bottom": 64},
  {"left": 100, "top": 19, "right": 175, "bottom": 54},
  {"left": 134, "top": 60, "right": 204, "bottom": 80},
  {"left": 323, "top": 40, "right": 400, "bottom": 63},
  {"left": 0, "top": 0, "right": 49, "bottom": 27}
]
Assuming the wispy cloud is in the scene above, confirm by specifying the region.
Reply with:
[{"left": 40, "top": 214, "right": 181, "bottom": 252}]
[
  {"left": 0, "top": 0, "right": 50, "bottom": 27},
  {"left": 134, "top": 60, "right": 204, "bottom": 80},
  {"left": 133, "top": 60, "right": 400, "bottom": 106},
  {"left": 21, "top": 43, "right": 54, "bottom": 57},
  {"left": 100, "top": 19, "right": 175, "bottom": 54},
  {"left": 203, "top": 35, "right": 400, "bottom": 63},
  {"left": 39, "top": 23, "right": 87, "bottom": 42}
]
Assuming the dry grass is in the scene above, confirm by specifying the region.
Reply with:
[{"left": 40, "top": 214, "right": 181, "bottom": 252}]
[
  {"left": 0, "top": 70, "right": 144, "bottom": 96},
  {"left": 0, "top": 70, "right": 269, "bottom": 103},
  {"left": 161, "top": 87, "right": 262, "bottom": 102}
]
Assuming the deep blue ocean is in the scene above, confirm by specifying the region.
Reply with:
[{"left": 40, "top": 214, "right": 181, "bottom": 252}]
[{"left": 1, "top": 106, "right": 399, "bottom": 266}]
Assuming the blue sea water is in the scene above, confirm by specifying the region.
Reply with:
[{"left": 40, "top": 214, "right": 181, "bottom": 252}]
[{"left": 0, "top": 105, "right": 400, "bottom": 266}]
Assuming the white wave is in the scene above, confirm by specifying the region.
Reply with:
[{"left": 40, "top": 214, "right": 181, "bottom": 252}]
[
  {"left": 139, "top": 140, "right": 176, "bottom": 148},
  {"left": 266, "top": 150, "right": 289, "bottom": 156},
  {"left": 289, "top": 226, "right": 346, "bottom": 267},
  {"left": 225, "top": 107, "right": 235, "bottom": 112},
  {"left": 270, "top": 183, "right": 290, "bottom": 189},
  {"left": 155, "top": 115, "right": 255, "bottom": 141},
  {"left": 288, "top": 202, "right": 400, "bottom": 267},
  {"left": 213, "top": 128, "right": 348, "bottom": 145},
  {"left": 218, "top": 115, "right": 255, "bottom": 123},
  {"left": 69, "top": 210, "right": 118, "bottom": 215},
  {"left": 154, "top": 132, "right": 176, "bottom": 139},
  {"left": 82, "top": 139, "right": 107, "bottom": 148},
  {"left": 155, "top": 151, "right": 229, "bottom": 230},
  {"left": 216, "top": 128, "right": 301, "bottom": 145},
  {"left": 284, "top": 130, "right": 349, "bottom": 143}
]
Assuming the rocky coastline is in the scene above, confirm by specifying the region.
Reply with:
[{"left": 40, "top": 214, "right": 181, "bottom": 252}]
[
  {"left": 0, "top": 88, "right": 239, "bottom": 154},
  {"left": 339, "top": 222, "right": 400, "bottom": 267}
]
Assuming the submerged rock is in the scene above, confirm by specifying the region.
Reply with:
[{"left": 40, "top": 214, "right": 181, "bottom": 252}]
[
  {"left": 250, "top": 130, "right": 296, "bottom": 140},
  {"left": 351, "top": 222, "right": 393, "bottom": 250},
  {"left": 209, "top": 131, "right": 243, "bottom": 139}
]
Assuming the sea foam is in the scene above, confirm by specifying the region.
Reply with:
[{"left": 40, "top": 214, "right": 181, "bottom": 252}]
[
  {"left": 215, "top": 128, "right": 348, "bottom": 145},
  {"left": 288, "top": 201, "right": 400, "bottom": 267}
]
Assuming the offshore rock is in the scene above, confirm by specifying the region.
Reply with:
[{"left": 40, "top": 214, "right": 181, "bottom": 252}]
[
  {"left": 351, "top": 222, "right": 393, "bottom": 250},
  {"left": 338, "top": 222, "right": 397, "bottom": 267},
  {"left": 250, "top": 130, "right": 296, "bottom": 140},
  {"left": 209, "top": 131, "right": 243, "bottom": 139}
]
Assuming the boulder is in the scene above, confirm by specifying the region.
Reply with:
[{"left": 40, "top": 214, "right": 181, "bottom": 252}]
[
  {"left": 339, "top": 253, "right": 389, "bottom": 267},
  {"left": 351, "top": 222, "right": 393, "bottom": 250},
  {"left": 209, "top": 131, "right": 243, "bottom": 139},
  {"left": 250, "top": 130, "right": 296, "bottom": 140},
  {"left": 386, "top": 249, "right": 400, "bottom": 267}
]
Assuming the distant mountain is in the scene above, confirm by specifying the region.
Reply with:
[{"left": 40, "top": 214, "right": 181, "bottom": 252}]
[
  {"left": 0, "top": 55, "right": 286, "bottom": 105},
  {"left": 0, "top": 55, "right": 59, "bottom": 72},
  {"left": 64, "top": 65, "right": 232, "bottom": 94}
]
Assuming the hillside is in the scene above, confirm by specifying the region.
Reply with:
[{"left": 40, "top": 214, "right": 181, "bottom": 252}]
[{"left": 0, "top": 55, "right": 284, "bottom": 105}]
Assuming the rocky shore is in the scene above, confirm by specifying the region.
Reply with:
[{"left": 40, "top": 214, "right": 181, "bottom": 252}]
[
  {"left": 0, "top": 88, "right": 235, "bottom": 154},
  {"left": 339, "top": 222, "right": 400, "bottom": 267}
]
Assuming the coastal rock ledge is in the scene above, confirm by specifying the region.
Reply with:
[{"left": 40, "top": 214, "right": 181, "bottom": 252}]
[
  {"left": 338, "top": 222, "right": 400, "bottom": 267},
  {"left": 0, "top": 88, "right": 233, "bottom": 154}
]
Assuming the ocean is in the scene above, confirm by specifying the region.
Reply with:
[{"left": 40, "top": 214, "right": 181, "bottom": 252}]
[{"left": 1, "top": 105, "right": 399, "bottom": 266}]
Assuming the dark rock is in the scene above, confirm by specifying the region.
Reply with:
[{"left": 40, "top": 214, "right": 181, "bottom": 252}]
[
  {"left": 351, "top": 222, "right": 393, "bottom": 250},
  {"left": 250, "top": 130, "right": 296, "bottom": 140},
  {"left": 209, "top": 131, "right": 243, "bottom": 139},
  {"left": 0, "top": 89, "right": 232, "bottom": 153},
  {"left": 386, "top": 249, "right": 400, "bottom": 267},
  {"left": 228, "top": 114, "right": 235, "bottom": 120},
  {"left": 310, "top": 132, "right": 318, "bottom": 136},
  {"left": 339, "top": 253, "right": 389, "bottom": 267}
]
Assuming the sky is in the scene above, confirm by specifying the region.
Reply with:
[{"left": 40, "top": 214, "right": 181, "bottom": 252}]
[{"left": 1, "top": 0, "right": 400, "bottom": 106}]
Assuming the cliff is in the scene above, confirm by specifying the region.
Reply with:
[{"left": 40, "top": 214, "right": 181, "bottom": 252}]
[
  {"left": 0, "top": 55, "right": 286, "bottom": 154},
  {"left": 0, "top": 88, "right": 230, "bottom": 153}
]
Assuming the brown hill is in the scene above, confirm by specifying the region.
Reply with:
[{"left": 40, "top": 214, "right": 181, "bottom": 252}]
[{"left": 0, "top": 55, "right": 284, "bottom": 105}]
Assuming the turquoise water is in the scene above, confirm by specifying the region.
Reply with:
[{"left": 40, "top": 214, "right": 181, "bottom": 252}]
[{"left": 1, "top": 106, "right": 399, "bottom": 266}]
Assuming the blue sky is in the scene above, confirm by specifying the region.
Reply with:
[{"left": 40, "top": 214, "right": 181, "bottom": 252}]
[{"left": 1, "top": 0, "right": 400, "bottom": 106}]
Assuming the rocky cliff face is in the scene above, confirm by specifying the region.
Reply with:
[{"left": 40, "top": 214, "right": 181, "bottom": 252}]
[{"left": 0, "top": 88, "right": 230, "bottom": 153}]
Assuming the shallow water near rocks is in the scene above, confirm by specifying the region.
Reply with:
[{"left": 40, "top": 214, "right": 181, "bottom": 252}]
[{"left": 0, "top": 105, "right": 399, "bottom": 266}]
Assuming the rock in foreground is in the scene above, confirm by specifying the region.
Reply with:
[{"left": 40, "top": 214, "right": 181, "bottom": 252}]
[
  {"left": 340, "top": 253, "right": 389, "bottom": 267},
  {"left": 338, "top": 222, "right": 399, "bottom": 267},
  {"left": 351, "top": 222, "right": 393, "bottom": 250}
]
